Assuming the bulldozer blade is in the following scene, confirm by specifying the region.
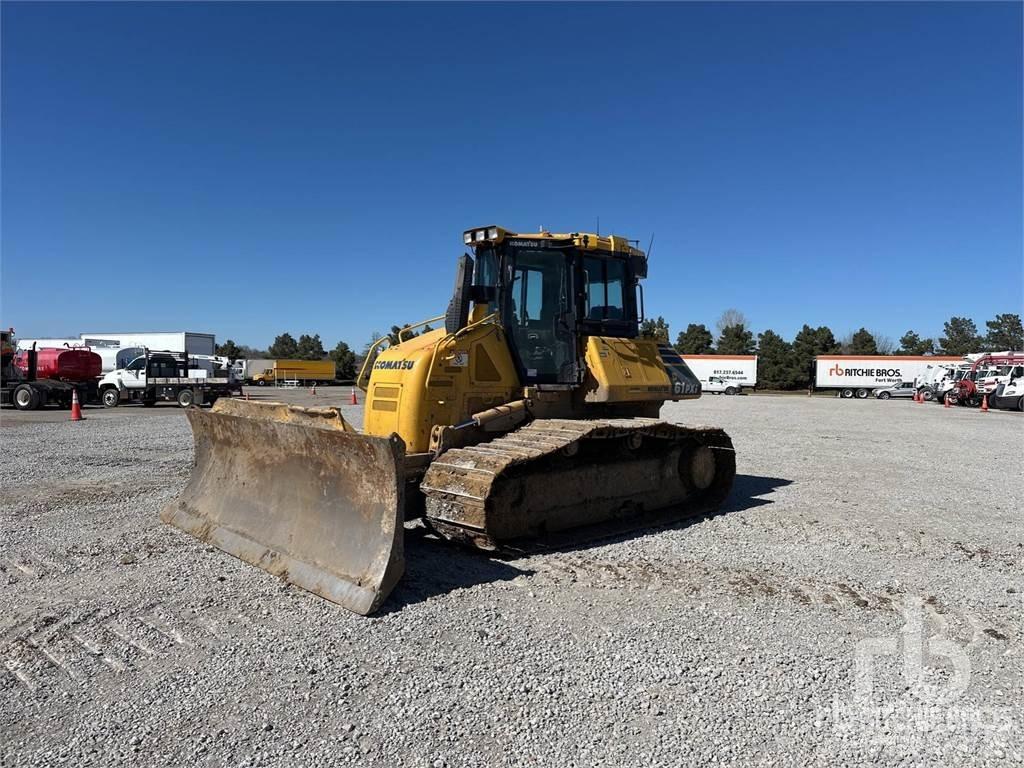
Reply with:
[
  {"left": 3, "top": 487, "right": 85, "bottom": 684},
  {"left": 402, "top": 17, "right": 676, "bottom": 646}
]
[{"left": 161, "top": 400, "right": 405, "bottom": 616}]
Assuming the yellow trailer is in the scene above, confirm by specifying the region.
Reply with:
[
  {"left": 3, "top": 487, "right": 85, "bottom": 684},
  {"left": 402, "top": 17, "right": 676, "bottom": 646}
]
[{"left": 252, "top": 359, "right": 335, "bottom": 386}]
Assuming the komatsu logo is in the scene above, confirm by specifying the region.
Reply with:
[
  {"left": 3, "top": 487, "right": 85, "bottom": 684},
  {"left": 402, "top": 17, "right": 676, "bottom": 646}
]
[
  {"left": 829, "top": 365, "right": 901, "bottom": 377},
  {"left": 373, "top": 360, "right": 415, "bottom": 371}
]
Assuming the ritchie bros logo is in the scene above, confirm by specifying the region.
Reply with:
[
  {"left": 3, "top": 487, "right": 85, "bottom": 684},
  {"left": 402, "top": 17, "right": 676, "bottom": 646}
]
[{"left": 829, "top": 365, "right": 902, "bottom": 377}]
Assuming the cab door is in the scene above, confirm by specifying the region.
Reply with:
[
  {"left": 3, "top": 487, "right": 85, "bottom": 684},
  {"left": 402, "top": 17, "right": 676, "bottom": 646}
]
[
  {"left": 506, "top": 249, "right": 577, "bottom": 384},
  {"left": 123, "top": 356, "right": 147, "bottom": 389}
]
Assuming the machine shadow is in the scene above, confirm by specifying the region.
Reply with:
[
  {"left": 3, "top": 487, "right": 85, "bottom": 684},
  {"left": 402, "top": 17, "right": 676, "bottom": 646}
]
[
  {"left": 379, "top": 474, "right": 792, "bottom": 614},
  {"left": 719, "top": 474, "right": 793, "bottom": 513},
  {"left": 379, "top": 525, "right": 534, "bottom": 615}
]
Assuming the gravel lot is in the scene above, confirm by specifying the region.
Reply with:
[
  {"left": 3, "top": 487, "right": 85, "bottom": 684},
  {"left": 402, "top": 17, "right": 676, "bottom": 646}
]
[{"left": 1, "top": 394, "right": 1021, "bottom": 767}]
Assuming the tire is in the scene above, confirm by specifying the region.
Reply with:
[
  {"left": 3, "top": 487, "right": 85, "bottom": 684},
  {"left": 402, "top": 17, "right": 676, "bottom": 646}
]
[
  {"left": 1017, "top": 396, "right": 1023, "bottom": 412},
  {"left": 101, "top": 388, "right": 120, "bottom": 408},
  {"left": 256, "top": 380, "right": 266, "bottom": 386},
  {"left": 921, "top": 389, "right": 933, "bottom": 401},
  {"left": 855, "top": 388, "right": 869, "bottom": 399},
  {"left": 177, "top": 389, "right": 195, "bottom": 408},
  {"left": 878, "top": 392, "right": 891, "bottom": 400},
  {"left": 725, "top": 386, "right": 738, "bottom": 396},
  {"left": 13, "top": 384, "right": 40, "bottom": 411},
  {"left": 841, "top": 388, "right": 855, "bottom": 399}
]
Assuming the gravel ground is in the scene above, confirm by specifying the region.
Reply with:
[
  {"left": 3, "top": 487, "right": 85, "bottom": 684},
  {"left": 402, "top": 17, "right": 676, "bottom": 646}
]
[{"left": 1, "top": 395, "right": 1021, "bottom": 767}]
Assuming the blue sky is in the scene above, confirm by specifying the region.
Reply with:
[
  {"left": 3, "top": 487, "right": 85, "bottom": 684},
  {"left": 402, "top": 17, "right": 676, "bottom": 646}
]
[{"left": 2, "top": 1, "right": 1021, "bottom": 350}]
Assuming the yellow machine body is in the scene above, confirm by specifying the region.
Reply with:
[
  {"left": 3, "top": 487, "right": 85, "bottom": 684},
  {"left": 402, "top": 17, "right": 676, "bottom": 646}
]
[
  {"left": 364, "top": 327, "right": 684, "bottom": 455},
  {"left": 164, "top": 226, "right": 729, "bottom": 616}
]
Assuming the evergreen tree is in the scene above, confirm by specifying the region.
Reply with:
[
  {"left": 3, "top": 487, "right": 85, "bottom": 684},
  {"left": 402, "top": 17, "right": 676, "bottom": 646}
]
[
  {"left": 984, "top": 313, "right": 1023, "bottom": 351},
  {"left": 215, "top": 339, "right": 242, "bottom": 361},
  {"left": 717, "top": 323, "right": 755, "bottom": 355},
  {"left": 897, "top": 331, "right": 934, "bottom": 355},
  {"left": 387, "top": 325, "right": 421, "bottom": 345},
  {"left": 848, "top": 328, "right": 878, "bottom": 355},
  {"left": 329, "top": 341, "right": 357, "bottom": 379},
  {"left": 237, "top": 344, "right": 269, "bottom": 358},
  {"left": 791, "top": 325, "right": 840, "bottom": 388},
  {"left": 756, "top": 330, "right": 798, "bottom": 389},
  {"left": 674, "top": 323, "right": 714, "bottom": 354},
  {"left": 268, "top": 332, "right": 299, "bottom": 358},
  {"left": 939, "top": 317, "right": 981, "bottom": 355},
  {"left": 295, "top": 333, "right": 325, "bottom": 360},
  {"left": 639, "top": 316, "right": 670, "bottom": 344}
]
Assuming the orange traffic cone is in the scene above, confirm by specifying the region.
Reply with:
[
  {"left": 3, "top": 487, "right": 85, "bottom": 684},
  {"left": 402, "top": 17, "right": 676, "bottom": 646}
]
[
  {"left": 981, "top": 394, "right": 989, "bottom": 412},
  {"left": 944, "top": 393, "right": 951, "bottom": 408},
  {"left": 70, "top": 389, "right": 83, "bottom": 421},
  {"left": 245, "top": 392, "right": 250, "bottom": 401},
  {"left": 350, "top": 388, "right": 358, "bottom": 405}
]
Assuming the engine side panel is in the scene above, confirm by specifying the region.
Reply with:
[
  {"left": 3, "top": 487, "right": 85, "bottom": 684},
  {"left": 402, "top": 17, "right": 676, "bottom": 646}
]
[
  {"left": 583, "top": 336, "right": 692, "bottom": 403},
  {"left": 364, "top": 324, "right": 521, "bottom": 453}
]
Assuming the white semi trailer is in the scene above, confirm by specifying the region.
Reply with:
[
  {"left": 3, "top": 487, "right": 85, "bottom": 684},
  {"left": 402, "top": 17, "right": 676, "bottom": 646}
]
[
  {"left": 814, "top": 355, "right": 961, "bottom": 399},
  {"left": 79, "top": 332, "right": 216, "bottom": 372},
  {"left": 680, "top": 355, "right": 758, "bottom": 395}
]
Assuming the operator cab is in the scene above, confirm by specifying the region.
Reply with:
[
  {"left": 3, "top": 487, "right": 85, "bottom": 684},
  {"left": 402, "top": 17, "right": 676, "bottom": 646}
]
[{"left": 462, "top": 227, "right": 645, "bottom": 386}]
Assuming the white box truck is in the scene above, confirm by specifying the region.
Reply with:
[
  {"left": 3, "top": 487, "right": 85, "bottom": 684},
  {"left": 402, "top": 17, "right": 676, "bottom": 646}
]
[
  {"left": 232, "top": 358, "right": 275, "bottom": 384},
  {"left": 680, "top": 355, "right": 757, "bottom": 395},
  {"left": 814, "top": 356, "right": 961, "bottom": 399},
  {"left": 79, "top": 332, "right": 216, "bottom": 372}
]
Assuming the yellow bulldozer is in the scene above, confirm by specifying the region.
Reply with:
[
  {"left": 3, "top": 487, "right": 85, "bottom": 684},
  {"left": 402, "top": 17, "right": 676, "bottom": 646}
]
[{"left": 162, "top": 226, "right": 736, "bottom": 614}]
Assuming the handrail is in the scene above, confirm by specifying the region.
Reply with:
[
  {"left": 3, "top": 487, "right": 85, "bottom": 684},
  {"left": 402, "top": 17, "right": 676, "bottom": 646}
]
[
  {"left": 356, "top": 313, "right": 451, "bottom": 392},
  {"left": 357, "top": 311, "right": 501, "bottom": 394},
  {"left": 355, "top": 334, "right": 392, "bottom": 392},
  {"left": 425, "top": 312, "right": 500, "bottom": 390},
  {"left": 399, "top": 314, "right": 445, "bottom": 343}
]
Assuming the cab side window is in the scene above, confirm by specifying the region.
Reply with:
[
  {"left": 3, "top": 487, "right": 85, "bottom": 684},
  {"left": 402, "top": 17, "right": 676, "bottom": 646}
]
[{"left": 584, "top": 257, "right": 626, "bottom": 321}]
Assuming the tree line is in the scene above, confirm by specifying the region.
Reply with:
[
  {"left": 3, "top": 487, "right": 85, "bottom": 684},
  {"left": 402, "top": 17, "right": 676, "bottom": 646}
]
[
  {"left": 216, "top": 333, "right": 358, "bottom": 380},
  {"left": 641, "top": 311, "right": 1023, "bottom": 390},
  {"left": 215, "top": 324, "right": 437, "bottom": 381},
  {"left": 217, "top": 313, "right": 1021, "bottom": 390}
]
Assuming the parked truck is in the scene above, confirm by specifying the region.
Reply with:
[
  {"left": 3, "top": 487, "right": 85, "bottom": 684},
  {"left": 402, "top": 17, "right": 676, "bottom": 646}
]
[
  {"left": 914, "top": 362, "right": 956, "bottom": 400},
  {"left": 988, "top": 372, "right": 1024, "bottom": 412},
  {"left": 814, "top": 355, "right": 961, "bottom": 399},
  {"left": 1, "top": 330, "right": 82, "bottom": 410},
  {"left": 79, "top": 332, "right": 217, "bottom": 373},
  {"left": 18, "top": 332, "right": 217, "bottom": 373},
  {"left": 232, "top": 358, "right": 275, "bottom": 384},
  {"left": 250, "top": 359, "right": 336, "bottom": 386},
  {"left": 14, "top": 345, "right": 102, "bottom": 403},
  {"left": 949, "top": 352, "right": 1024, "bottom": 407},
  {"left": 97, "top": 349, "right": 239, "bottom": 408},
  {"left": 679, "top": 355, "right": 757, "bottom": 395}
]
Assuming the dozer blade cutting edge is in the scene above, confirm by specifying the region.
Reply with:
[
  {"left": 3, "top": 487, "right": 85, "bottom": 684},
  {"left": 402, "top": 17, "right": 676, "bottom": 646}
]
[{"left": 161, "top": 400, "right": 405, "bottom": 616}]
